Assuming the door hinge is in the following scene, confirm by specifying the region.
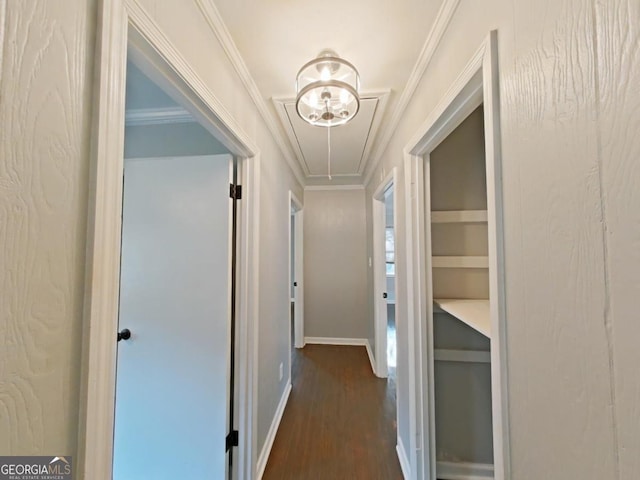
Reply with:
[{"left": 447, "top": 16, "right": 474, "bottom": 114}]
[
  {"left": 229, "top": 184, "right": 242, "bottom": 200},
  {"left": 226, "top": 430, "right": 239, "bottom": 451}
]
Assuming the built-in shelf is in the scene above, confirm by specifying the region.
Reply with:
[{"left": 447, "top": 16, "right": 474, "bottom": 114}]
[
  {"left": 431, "top": 210, "right": 488, "bottom": 223},
  {"left": 433, "top": 298, "right": 491, "bottom": 338},
  {"left": 434, "top": 348, "right": 491, "bottom": 363},
  {"left": 432, "top": 256, "right": 489, "bottom": 269}
]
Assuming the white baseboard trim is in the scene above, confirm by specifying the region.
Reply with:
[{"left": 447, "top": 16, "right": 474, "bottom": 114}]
[
  {"left": 437, "top": 461, "right": 494, "bottom": 480},
  {"left": 303, "top": 337, "right": 368, "bottom": 346},
  {"left": 396, "top": 436, "right": 411, "bottom": 480},
  {"left": 365, "top": 339, "right": 377, "bottom": 376},
  {"left": 256, "top": 382, "right": 292, "bottom": 479}
]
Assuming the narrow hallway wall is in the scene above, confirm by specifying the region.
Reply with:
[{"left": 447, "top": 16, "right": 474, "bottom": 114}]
[{"left": 304, "top": 188, "right": 369, "bottom": 341}]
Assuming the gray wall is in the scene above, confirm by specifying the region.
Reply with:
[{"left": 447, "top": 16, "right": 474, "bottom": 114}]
[
  {"left": 365, "top": 0, "right": 640, "bottom": 478},
  {"left": 124, "top": 122, "right": 229, "bottom": 159},
  {"left": 303, "top": 189, "right": 369, "bottom": 339}
]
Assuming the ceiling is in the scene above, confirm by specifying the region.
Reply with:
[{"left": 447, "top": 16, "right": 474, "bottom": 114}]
[{"left": 213, "top": 0, "right": 445, "bottom": 185}]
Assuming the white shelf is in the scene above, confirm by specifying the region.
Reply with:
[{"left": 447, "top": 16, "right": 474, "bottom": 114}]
[
  {"left": 433, "top": 298, "right": 491, "bottom": 338},
  {"left": 431, "top": 210, "right": 488, "bottom": 223},
  {"left": 432, "top": 256, "right": 489, "bottom": 269},
  {"left": 434, "top": 349, "right": 491, "bottom": 363}
]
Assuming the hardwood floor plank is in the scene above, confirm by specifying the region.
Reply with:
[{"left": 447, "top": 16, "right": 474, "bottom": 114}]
[{"left": 263, "top": 344, "right": 403, "bottom": 480}]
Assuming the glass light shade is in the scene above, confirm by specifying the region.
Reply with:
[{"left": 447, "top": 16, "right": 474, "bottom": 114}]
[{"left": 295, "top": 51, "right": 360, "bottom": 127}]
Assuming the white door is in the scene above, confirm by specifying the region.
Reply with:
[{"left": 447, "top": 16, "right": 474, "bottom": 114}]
[{"left": 113, "top": 154, "right": 234, "bottom": 480}]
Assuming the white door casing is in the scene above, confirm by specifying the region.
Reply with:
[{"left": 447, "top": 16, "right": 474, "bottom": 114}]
[
  {"left": 403, "top": 31, "right": 510, "bottom": 480},
  {"left": 79, "top": 2, "right": 261, "bottom": 478},
  {"left": 290, "top": 191, "right": 304, "bottom": 350}
]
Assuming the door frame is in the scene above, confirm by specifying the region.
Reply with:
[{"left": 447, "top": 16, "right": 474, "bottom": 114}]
[
  {"left": 289, "top": 191, "right": 304, "bottom": 350},
  {"left": 372, "top": 168, "right": 398, "bottom": 378},
  {"left": 78, "top": 1, "right": 261, "bottom": 479},
  {"left": 403, "top": 31, "right": 511, "bottom": 479}
]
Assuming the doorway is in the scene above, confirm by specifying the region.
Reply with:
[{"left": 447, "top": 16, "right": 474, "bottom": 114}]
[
  {"left": 404, "top": 32, "right": 509, "bottom": 480},
  {"left": 289, "top": 191, "right": 304, "bottom": 352},
  {"left": 80, "top": 13, "right": 260, "bottom": 480},
  {"left": 112, "top": 61, "right": 238, "bottom": 479},
  {"left": 384, "top": 186, "right": 397, "bottom": 373},
  {"left": 373, "top": 168, "right": 398, "bottom": 379}
]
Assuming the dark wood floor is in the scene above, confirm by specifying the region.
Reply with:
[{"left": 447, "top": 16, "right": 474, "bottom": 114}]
[{"left": 262, "top": 344, "right": 403, "bottom": 480}]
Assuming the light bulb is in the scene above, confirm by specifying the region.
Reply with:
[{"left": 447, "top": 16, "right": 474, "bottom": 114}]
[
  {"left": 320, "top": 67, "right": 330, "bottom": 81},
  {"left": 308, "top": 92, "right": 318, "bottom": 107},
  {"left": 339, "top": 89, "right": 350, "bottom": 105}
]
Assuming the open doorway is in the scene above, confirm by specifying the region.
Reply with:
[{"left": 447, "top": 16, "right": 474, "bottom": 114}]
[
  {"left": 112, "top": 61, "right": 238, "bottom": 480},
  {"left": 404, "top": 33, "right": 509, "bottom": 480},
  {"left": 373, "top": 168, "right": 398, "bottom": 379},
  {"left": 383, "top": 187, "right": 397, "bottom": 374},
  {"left": 81, "top": 15, "right": 260, "bottom": 480},
  {"left": 289, "top": 191, "right": 304, "bottom": 354}
]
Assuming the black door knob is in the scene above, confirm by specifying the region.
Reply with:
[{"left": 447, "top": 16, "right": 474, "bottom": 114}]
[
  {"left": 117, "top": 328, "right": 131, "bottom": 342},
  {"left": 382, "top": 292, "right": 388, "bottom": 299},
  {"left": 293, "top": 282, "right": 298, "bottom": 287}
]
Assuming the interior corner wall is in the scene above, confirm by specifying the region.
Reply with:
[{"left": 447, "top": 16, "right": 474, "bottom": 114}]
[
  {"left": 303, "top": 189, "right": 369, "bottom": 340},
  {"left": 364, "top": 0, "right": 640, "bottom": 478},
  {"left": 0, "top": 0, "right": 305, "bottom": 469}
]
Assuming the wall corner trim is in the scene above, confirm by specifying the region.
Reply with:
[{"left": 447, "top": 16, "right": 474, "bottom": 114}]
[
  {"left": 363, "top": 0, "right": 462, "bottom": 187},
  {"left": 396, "top": 437, "right": 412, "bottom": 480},
  {"left": 365, "top": 339, "right": 377, "bottom": 376},
  {"left": 256, "top": 381, "right": 292, "bottom": 479},
  {"left": 194, "top": 0, "right": 306, "bottom": 187}
]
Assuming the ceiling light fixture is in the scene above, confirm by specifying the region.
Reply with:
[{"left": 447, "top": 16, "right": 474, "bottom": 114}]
[{"left": 295, "top": 49, "right": 360, "bottom": 179}]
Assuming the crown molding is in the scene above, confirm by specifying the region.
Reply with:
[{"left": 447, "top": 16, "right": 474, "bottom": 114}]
[
  {"left": 195, "top": 0, "right": 306, "bottom": 187},
  {"left": 125, "top": 0, "right": 259, "bottom": 157},
  {"left": 125, "top": 106, "right": 195, "bottom": 126},
  {"left": 363, "top": 0, "right": 461, "bottom": 187},
  {"left": 304, "top": 185, "right": 365, "bottom": 191}
]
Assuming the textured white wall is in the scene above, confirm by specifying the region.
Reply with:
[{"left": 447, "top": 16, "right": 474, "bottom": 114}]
[
  {"left": 303, "top": 189, "right": 369, "bottom": 339},
  {"left": 0, "top": 0, "right": 96, "bottom": 456},
  {"left": 0, "top": 0, "right": 303, "bottom": 466},
  {"left": 365, "top": 0, "right": 640, "bottom": 477},
  {"left": 595, "top": 2, "right": 640, "bottom": 477}
]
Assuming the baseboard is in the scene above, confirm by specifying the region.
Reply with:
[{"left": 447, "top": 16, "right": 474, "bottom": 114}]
[
  {"left": 303, "top": 336, "right": 367, "bottom": 346},
  {"left": 365, "top": 339, "right": 377, "bottom": 376},
  {"left": 436, "top": 460, "right": 494, "bottom": 480},
  {"left": 396, "top": 437, "right": 411, "bottom": 480},
  {"left": 256, "top": 382, "right": 292, "bottom": 479}
]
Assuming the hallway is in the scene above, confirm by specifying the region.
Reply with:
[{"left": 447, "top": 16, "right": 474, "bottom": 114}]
[{"left": 263, "top": 345, "right": 402, "bottom": 479}]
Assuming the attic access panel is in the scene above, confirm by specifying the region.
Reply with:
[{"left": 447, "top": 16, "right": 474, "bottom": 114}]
[{"left": 275, "top": 93, "right": 389, "bottom": 178}]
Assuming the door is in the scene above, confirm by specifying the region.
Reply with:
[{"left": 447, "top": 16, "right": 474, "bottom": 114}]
[{"left": 113, "top": 154, "right": 234, "bottom": 479}]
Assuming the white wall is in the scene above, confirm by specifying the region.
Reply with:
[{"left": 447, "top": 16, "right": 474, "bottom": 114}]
[
  {"left": 364, "top": 0, "right": 640, "bottom": 478},
  {"left": 303, "top": 189, "right": 369, "bottom": 340},
  {"left": 0, "top": 0, "right": 304, "bottom": 471},
  {"left": 0, "top": 0, "right": 96, "bottom": 456}
]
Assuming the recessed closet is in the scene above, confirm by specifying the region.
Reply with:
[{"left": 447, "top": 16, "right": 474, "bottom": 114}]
[{"left": 428, "top": 106, "right": 495, "bottom": 479}]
